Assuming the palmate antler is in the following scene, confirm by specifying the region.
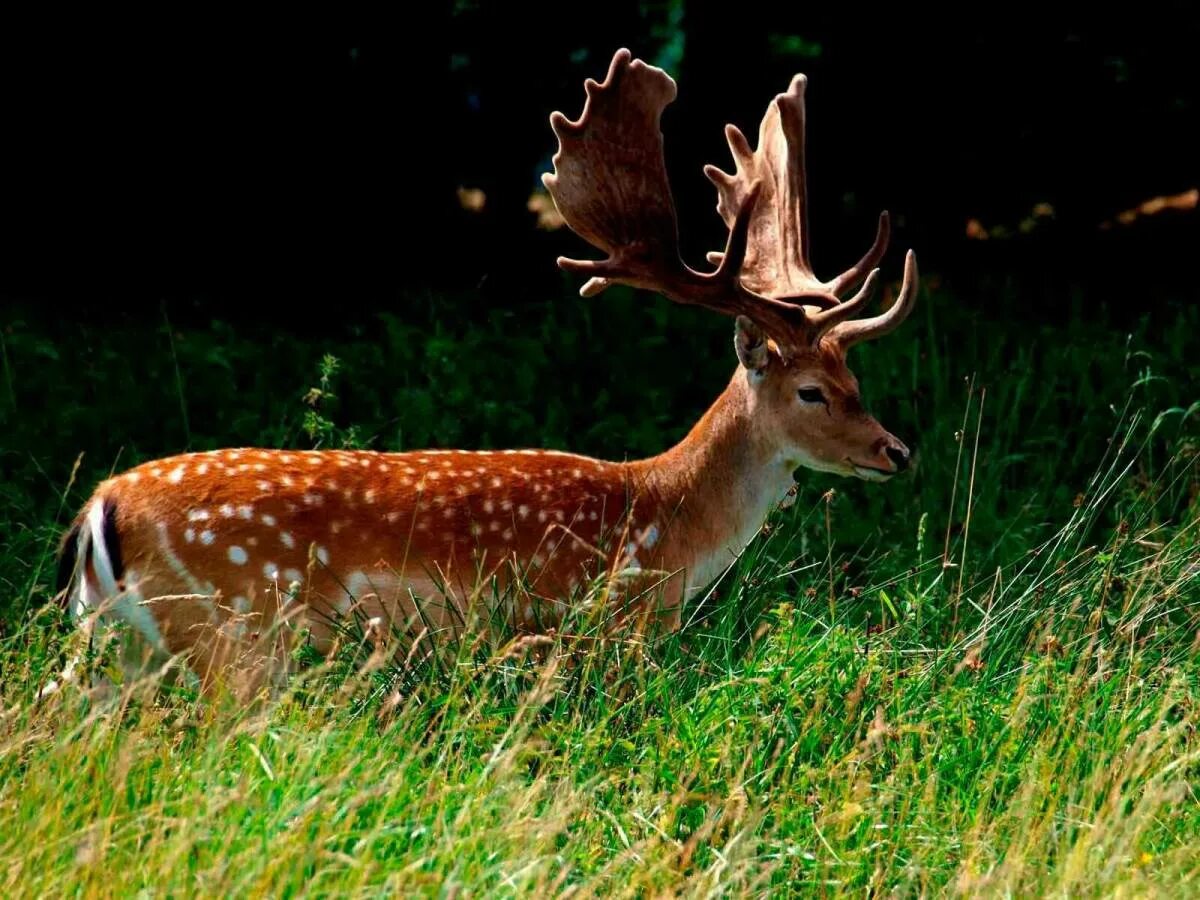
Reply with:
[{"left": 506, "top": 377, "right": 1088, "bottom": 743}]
[{"left": 542, "top": 48, "right": 919, "bottom": 357}]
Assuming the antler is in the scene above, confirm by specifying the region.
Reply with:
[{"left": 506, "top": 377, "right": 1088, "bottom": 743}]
[
  {"left": 703, "top": 74, "right": 890, "bottom": 301},
  {"left": 704, "top": 72, "right": 919, "bottom": 346},
  {"left": 543, "top": 48, "right": 915, "bottom": 358}
]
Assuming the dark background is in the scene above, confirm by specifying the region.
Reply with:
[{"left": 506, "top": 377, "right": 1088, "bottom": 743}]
[{"left": 1, "top": 3, "right": 1197, "bottom": 327}]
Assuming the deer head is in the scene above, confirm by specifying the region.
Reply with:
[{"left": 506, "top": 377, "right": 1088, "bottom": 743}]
[{"left": 543, "top": 49, "right": 919, "bottom": 481}]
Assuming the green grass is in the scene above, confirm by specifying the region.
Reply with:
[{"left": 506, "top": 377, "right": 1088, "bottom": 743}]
[{"left": 0, "top": 280, "right": 1197, "bottom": 895}]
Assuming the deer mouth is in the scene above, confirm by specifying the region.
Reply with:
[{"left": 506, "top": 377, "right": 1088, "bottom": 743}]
[{"left": 848, "top": 459, "right": 895, "bottom": 482}]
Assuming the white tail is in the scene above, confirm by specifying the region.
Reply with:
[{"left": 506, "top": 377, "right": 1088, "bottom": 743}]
[{"left": 55, "top": 49, "right": 920, "bottom": 699}]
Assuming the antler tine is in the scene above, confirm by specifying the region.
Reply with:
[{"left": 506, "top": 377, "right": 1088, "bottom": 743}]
[
  {"left": 826, "top": 211, "right": 891, "bottom": 296},
  {"left": 807, "top": 267, "right": 882, "bottom": 338},
  {"left": 827, "top": 250, "right": 920, "bottom": 349}
]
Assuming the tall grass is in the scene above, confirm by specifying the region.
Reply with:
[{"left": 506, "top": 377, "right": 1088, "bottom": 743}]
[{"left": 0, "top": 284, "right": 1196, "bottom": 895}]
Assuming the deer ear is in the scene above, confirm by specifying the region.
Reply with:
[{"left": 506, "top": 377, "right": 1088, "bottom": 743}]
[{"left": 734, "top": 316, "right": 770, "bottom": 373}]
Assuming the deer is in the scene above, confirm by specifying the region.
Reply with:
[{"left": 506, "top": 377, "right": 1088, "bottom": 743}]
[{"left": 47, "top": 48, "right": 919, "bottom": 701}]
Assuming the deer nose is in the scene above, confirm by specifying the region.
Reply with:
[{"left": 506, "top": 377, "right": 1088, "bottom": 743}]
[{"left": 885, "top": 445, "right": 910, "bottom": 472}]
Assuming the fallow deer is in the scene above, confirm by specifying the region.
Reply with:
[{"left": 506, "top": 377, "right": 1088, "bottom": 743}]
[{"left": 49, "top": 48, "right": 919, "bottom": 699}]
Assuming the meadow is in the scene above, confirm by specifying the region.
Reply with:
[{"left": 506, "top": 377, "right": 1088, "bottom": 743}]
[{"left": 0, "top": 274, "right": 1197, "bottom": 895}]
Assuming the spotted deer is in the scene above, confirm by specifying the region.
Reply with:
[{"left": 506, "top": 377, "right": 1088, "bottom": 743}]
[{"left": 50, "top": 49, "right": 919, "bottom": 699}]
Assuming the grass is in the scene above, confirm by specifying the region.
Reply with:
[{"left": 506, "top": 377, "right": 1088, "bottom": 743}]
[{"left": 0, "top": 277, "right": 1197, "bottom": 895}]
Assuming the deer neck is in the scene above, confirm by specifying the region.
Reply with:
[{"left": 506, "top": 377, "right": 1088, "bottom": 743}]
[{"left": 627, "top": 367, "right": 795, "bottom": 598}]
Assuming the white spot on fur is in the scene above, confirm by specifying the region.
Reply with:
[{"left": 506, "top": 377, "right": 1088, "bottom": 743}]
[
  {"left": 490, "top": 476, "right": 502, "bottom": 488},
  {"left": 303, "top": 493, "right": 321, "bottom": 506},
  {"left": 261, "top": 513, "right": 277, "bottom": 527},
  {"left": 538, "top": 510, "right": 547, "bottom": 523},
  {"left": 386, "top": 511, "right": 401, "bottom": 523},
  {"left": 316, "top": 546, "right": 330, "bottom": 565},
  {"left": 232, "top": 595, "right": 250, "bottom": 614},
  {"left": 283, "top": 568, "right": 303, "bottom": 584},
  {"left": 200, "top": 530, "right": 215, "bottom": 545},
  {"left": 196, "top": 463, "right": 208, "bottom": 475},
  {"left": 364, "top": 489, "right": 376, "bottom": 504},
  {"left": 151, "top": 468, "right": 163, "bottom": 477},
  {"left": 502, "top": 528, "right": 513, "bottom": 541},
  {"left": 280, "top": 455, "right": 294, "bottom": 464},
  {"left": 489, "top": 521, "right": 501, "bottom": 532},
  {"left": 280, "top": 532, "right": 295, "bottom": 549},
  {"left": 184, "top": 528, "right": 195, "bottom": 543},
  {"left": 640, "top": 524, "right": 660, "bottom": 548},
  {"left": 155, "top": 523, "right": 204, "bottom": 596},
  {"left": 220, "top": 504, "right": 235, "bottom": 518},
  {"left": 308, "top": 456, "right": 322, "bottom": 465},
  {"left": 518, "top": 505, "right": 530, "bottom": 519},
  {"left": 228, "top": 545, "right": 248, "bottom": 565},
  {"left": 125, "top": 472, "right": 141, "bottom": 483},
  {"left": 263, "top": 562, "right": 279, "bottom": 579},
  {"left": 483, "top": 500, "right": 494, "bottom": 514},
  {"left": 257, "top": 481, "right": 271, "bottom": 492}
]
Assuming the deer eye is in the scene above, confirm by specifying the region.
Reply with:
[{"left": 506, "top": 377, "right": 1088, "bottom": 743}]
[{"left": 797, "top": 387, "right": 826, "bottom": 404}]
